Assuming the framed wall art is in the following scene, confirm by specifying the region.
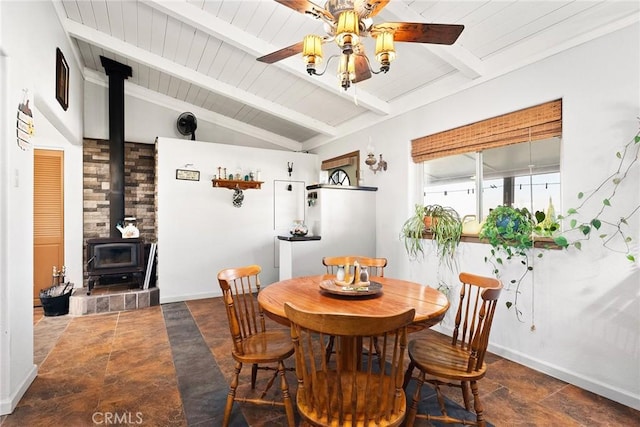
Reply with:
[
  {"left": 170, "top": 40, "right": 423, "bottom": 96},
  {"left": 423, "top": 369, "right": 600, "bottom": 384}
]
[
  {"left": 176, "top": 169, "right": 200, "bottom": 181},
  {"left": 55, "top": 48, "right": 69, "bottom": 111}
]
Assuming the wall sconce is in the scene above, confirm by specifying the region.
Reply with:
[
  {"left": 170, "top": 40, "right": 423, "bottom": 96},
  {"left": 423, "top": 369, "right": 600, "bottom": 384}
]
[{"left": 365, "top": 144, "right": 388, "bottom": 174}]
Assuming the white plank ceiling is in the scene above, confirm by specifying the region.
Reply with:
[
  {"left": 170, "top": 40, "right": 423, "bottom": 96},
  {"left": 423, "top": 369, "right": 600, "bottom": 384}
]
[{"left": 56, "top": 0, "right": 639, "bottom": 151}]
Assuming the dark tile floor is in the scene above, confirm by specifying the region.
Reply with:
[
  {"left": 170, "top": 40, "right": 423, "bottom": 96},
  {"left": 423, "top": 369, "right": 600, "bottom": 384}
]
[{"left": 0, "top": 298, "right": 637, "bottom": 426}]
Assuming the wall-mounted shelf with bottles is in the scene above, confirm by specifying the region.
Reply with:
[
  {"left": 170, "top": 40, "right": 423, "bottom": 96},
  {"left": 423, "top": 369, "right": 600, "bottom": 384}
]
[{"left": 211, "top": 179, "right": 263, "bottom": 190}]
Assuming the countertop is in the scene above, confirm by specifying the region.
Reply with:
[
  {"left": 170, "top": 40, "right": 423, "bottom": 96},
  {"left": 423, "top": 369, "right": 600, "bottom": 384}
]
[{"left": 277, "top": 235, "right": 321, "bottom": 241}]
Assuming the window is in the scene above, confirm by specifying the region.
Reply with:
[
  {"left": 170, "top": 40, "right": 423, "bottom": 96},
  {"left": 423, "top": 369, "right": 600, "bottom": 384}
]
[
  {"left": 423, "top": 138, "right": 561, "bottom": 221},
  {"left": 321, "top": 150, "right": 360, "bottom": 186},
  {"left": 328, "top": 169, "right": 350, "bottom": 186},
  {"left": 414, "top": 99, "right": 562, "bottom": 222}
]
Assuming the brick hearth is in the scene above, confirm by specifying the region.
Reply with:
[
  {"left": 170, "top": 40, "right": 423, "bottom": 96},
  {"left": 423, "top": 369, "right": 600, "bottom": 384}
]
[{"left": 69, "top": 286, "right": 159, "bottom": 316}]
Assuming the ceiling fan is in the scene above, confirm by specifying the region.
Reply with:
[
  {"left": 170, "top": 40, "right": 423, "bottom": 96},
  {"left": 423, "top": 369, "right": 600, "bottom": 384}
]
[{"left": 257, "top": 0, "right": 464, "bottom": 90}]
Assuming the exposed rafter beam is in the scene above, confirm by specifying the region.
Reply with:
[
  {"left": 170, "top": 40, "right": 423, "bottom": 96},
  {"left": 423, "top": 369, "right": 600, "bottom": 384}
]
[
  {"left": 84, "top": 68, "right": 303, "bottom": 151},
  {"left": 383, "top": 1, "right": 485, "bottom": 79},
  {"left": 63, "top": 18, "right": 338, "bottom": 137},
  {"left": 142, "top": 0, "right": 390, "bottom": 116}
]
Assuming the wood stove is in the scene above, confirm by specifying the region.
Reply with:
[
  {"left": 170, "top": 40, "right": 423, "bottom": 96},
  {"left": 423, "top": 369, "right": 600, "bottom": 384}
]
[{"left": 86, "top": 237, "right": 145, "bottom": 295}]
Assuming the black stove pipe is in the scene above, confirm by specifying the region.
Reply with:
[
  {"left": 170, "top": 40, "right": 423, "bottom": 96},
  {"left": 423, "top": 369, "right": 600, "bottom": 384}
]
[{"left": 100, "top": 56, "right": 132, "bottom": 238}]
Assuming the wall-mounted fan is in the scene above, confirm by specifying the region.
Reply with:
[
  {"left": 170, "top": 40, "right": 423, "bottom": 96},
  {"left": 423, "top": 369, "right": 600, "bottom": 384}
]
[
  {"left": 257, "top": 0, "right": 464, "bottom": 89},
  {"left": 177, "top": 112, "right": 197, "bottom": 140}
]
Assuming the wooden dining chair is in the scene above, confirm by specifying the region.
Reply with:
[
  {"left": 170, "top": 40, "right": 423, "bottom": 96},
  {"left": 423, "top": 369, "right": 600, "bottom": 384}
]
[
  {"left": 285, "top": 302, "right": 414, "bottom": 427},
  {"left": 403, "top": 272, "right": 502, "bottom": 427},
  {"left": 217, "top": 265, "right": 295, "bottom": 427},
  {"left": 322, "top": 255, "right": 387, "bottom": 277},
  {"left": 322, "top": 255, "right": 388, "bottom": 363}
]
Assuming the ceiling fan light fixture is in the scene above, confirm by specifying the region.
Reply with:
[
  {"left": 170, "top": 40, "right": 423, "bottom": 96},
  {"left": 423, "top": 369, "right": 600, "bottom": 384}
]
[
  {"left": 375, "top": 31, "right": 396, "bottom": 72},
  {"left": 337, "top": 54, "right": 356, "bottom": 90},
  {"left": 336, "top": 10, "right": 359, "bottom": 53},
  {"left": 303, "top": 35, "right": 324, "bottom": 74}
]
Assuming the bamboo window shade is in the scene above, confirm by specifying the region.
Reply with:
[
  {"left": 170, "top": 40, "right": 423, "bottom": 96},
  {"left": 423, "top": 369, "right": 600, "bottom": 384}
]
[{"left": 411, "top": 99, "right": 562, "bottom": 163}]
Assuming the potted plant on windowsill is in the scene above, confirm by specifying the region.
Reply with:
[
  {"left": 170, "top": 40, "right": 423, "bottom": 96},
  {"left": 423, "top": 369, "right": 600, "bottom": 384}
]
[
  {"left": 400, "top": 204, "right": 463, "bottom": 263},
  {"left": 479, "top": 205, "right": 536, "bottom": 320}
]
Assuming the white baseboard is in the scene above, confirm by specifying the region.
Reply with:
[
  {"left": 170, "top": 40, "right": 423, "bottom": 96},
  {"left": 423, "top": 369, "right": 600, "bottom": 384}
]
[
  {"left": 159, "top": 290, "right": 221, "bottom": 304},
  {"left": 431, "top": 324, "right": 639, "bottom": 411},
  {"left": 0, "top": 364, "right": 37, "bottom": 416},
  {"left": 487, "top": 342, "right": 640, "bottom": 411}
]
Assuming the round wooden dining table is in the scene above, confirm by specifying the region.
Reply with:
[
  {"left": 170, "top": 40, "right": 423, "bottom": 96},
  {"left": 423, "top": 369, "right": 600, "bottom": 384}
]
[{"left": 258, "top": 274, "right": 450, "bottom": 331}]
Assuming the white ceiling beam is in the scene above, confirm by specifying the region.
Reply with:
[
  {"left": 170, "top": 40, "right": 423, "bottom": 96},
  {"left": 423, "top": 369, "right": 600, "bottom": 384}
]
[
  {"left": 84, "top": 68, "right": 303, "bottom": 151},
  {"left": 383, "top": 1, "right": 485, "bottom": 79},
  {"left": 64, "top": 18, "right": 338, "bottom": 137},
  {"left": 142, "top": 0, "right": 390, "bottom": 116}
]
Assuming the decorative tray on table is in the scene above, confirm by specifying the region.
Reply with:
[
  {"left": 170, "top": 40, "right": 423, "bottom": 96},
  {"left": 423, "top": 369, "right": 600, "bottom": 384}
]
[{"left": 319, "top": 279, "right": 383, "bottom": 297}]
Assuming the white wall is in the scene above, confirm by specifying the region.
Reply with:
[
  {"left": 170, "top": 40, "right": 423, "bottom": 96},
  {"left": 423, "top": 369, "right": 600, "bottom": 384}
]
[
  {"left": 84, "top": 79, "right": 292, "bottom": 150},
  {"left": 0, "top": 0, "right": 84, "bottom": 415},
  {"left": 156, "top": 137, "right": 318, "bottom": 303},
  {"left": 313, "top": 23, "right": 640, "bottom": 409}
]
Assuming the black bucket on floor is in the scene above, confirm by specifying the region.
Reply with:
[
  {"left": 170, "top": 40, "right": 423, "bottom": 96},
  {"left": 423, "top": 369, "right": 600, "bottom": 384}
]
[{"left": 39, "top": 283, "right": 73, "bottom": 316}]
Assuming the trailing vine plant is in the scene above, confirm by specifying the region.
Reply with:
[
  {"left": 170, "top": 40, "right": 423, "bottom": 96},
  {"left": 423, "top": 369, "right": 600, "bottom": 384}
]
[
  {"left": 479, "top": 205, "right": 537, "bottom": 321},
  {"left": 553, "top": 125, "right": 640, "bottom": 262},
  {"left": 480, "top": 124, "right": 639, "bottom": 322}
]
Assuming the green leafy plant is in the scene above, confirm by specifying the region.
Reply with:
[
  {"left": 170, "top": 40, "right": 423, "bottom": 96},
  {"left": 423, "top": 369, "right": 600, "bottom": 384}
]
[
  {"left": 553, "top": 128, "right": 640, "bottom": 262},
  {"left": 533, "top": 198, "right": 560, "bottom": 237},
  {"left": 479, "top": 205, "right": 536, "bottom": 320},
  {"left": 400, "top": 204, "right": 463, "bottom": 263}
]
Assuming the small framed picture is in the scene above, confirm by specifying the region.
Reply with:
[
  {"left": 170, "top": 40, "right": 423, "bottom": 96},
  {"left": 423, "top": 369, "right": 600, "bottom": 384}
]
[
  {"left": 176, "top": 169, "right": 200, "bottom": 181},
  {"left": 55, "top": 48, "right": 69, "bottom": 111}
]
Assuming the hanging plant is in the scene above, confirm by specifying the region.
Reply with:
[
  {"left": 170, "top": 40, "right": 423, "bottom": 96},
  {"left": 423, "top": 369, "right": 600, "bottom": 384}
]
[
  {"left": 400, "top": 204, "right": 463, "bottom": 263},
  {"left": 553, "top": 126, "right": 639, "bottom": 262},
  {"left": 479, "top": 205, "right": 536, "bottom": 320}
]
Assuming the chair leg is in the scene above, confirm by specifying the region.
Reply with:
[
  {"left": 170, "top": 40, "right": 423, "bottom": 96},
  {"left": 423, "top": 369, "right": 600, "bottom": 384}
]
[
  {"left": 373, "top": 336, "right": 383, "bottom": 369},
  {"left": 278, "top": 360, "right": 296, "bottom": 427},
  {"left": 325, "top": 336, "right": 335, "bottom": 363},
  {"left": 405, "top": 370, "right": 424, "bottom": 427},
  {"left": 260, "top": 369, "right": 279, "bottom": 399},
  {"left": 403, "top": 361, "right": 415, "bottom": 389},
  {"left": 223, "top": 361, "right": 242, "bottom": 427},
  {"left": 461, "top": 380, "right": 472, "bottom": 410},
  {"left": 471, "top": 380, "right": 486, "bottom": 427},
  {"left": 251, "top": 363, "right": 258, "bottom": 389}
]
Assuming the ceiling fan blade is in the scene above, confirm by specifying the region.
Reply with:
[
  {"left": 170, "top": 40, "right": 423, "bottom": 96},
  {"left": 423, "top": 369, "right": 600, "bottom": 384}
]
[
  {"left": 257, "top": 41, "right": 305, "bottom": 64},
  {"left": 353, "top": 54, "right": 372, "bottom": 83},
  {"left": 360, "top": 0, "right": 390, "bottom": 18},
  {"left": 274, "top": 0, "right": 334, "bottom": 21},
  {"left": 372, "top": 22, "right": 464, "bottom": 45}
]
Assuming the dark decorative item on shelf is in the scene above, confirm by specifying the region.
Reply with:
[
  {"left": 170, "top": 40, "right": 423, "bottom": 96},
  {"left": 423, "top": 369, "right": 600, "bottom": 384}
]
[
  {"left": 176, "top": 112, "right": 197, "bottom": 140},
  {"left": 290, "top": 220, "right": 308, "bottom": 236},
  {"left": 232, "top": 186, "right": 244, "bottom": 208}
]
